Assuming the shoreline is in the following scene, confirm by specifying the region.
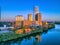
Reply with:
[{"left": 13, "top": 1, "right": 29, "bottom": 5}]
[{"left": 0, "top": 23, "right": 55, "bottom": 43}]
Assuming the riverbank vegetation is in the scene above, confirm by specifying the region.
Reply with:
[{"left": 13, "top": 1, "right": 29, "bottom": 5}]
[{"left": 0, "top": 23, "right": 55, "bottom": 42}]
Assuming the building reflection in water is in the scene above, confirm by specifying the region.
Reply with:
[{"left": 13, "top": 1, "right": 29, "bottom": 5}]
[
  {"left": 35, "top": 35, "right": 41, "bottom": 42},
  {"left": 33, "top": 35, "right": 41, "bottom": 45},
  {"left": 0, "top": 38, "right": 23, "bottom": 45}
]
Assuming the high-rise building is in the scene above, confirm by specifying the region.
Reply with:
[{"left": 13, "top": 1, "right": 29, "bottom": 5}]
[
  {"left": 34, "top": 6, "right": 39, "bottom": 21},
  {"left": 15, "top": 15, "right": 24, "bottom": 22},
  {"left": 15, "top": 15, "right": 24, "bottom": 28},
  {"left": 35, "top": 13, "right": 42, "bottom": 26},
  {"left": 33, "top": 6, "right": 42, "bottom": 26},
  {"left": 28, "top": 14, "right": 32, "bottom": 21}
]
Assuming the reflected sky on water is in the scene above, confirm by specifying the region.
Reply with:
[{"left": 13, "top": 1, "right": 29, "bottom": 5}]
[{"left": 0, "top": 24, "right": 60, "bottom": 45}]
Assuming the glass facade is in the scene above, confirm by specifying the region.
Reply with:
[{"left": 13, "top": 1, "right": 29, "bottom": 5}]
[{"left": 35, "top": 14, "right": 38, "bottom": 21}]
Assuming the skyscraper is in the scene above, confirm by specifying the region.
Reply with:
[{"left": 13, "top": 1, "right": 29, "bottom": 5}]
[
  {"left": 28, "top": 14, "right": 32, "bottom": 21},
  {"left": 33, "top": 6, "right": 42, "bottom": 26},
  {"left": 15, "top": 15, "right": 24, "bottom": 22},
  {"left": 35, "top": 13, "right": 42, "bottom": 26},
  {"left": 34, "top": 6, "right": 39, "bottom": 21},
  {"left": 15, "top": 15, "right": 24, "bottom": 28}
]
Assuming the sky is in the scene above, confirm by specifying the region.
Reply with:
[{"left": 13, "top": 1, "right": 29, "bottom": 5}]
[{"left": 0, "top": 0, "right": 60, "bottom": 21}]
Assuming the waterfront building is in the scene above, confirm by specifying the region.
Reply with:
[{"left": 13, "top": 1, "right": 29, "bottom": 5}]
[
  {"left": 15, "top": 15, "right": 24, "bottom": 21},
  {"left": 33, "top": 6, "right": 42, "bottom": 26},
  {"left": 42, "top": 21, "right": 48, "bottom": 28},
  {"left": 35, "top": 13, "right": 42, "bottom": 26},
  {"left": 15, "top": 6, "right": 42, "bottom": 28},
  {"left": 15, "top": 15, "right": 24, "bottom": 28}
]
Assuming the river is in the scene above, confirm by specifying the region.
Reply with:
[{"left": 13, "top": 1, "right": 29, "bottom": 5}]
[{"left": 0, "top": 24, "right": 60, "bottom": 45}]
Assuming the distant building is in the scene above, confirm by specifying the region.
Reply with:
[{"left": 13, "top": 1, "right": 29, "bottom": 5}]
[
  {"left": 28, "top": 14, "right": 32, "bottom": 21},
  {"left": 42, "top": 21, "right": 48, "bottom": 28},
  {"left": 15, "top": 15, "right": 24, "bottom": 28},
  {"left": 11, "top": 22, "right": 15, "bottom": 27},
  {"left": 0, "top": 22, "right": 12, "bottom": 27}
]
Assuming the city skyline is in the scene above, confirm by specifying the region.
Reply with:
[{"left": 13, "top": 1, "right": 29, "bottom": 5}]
[{"left": 0, "top": 0, "right": 60, "bottom": 21}]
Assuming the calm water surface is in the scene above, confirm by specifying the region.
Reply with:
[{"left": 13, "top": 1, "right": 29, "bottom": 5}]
[{"left": 0, "top": 24, "right": 60, "bottom": 45}]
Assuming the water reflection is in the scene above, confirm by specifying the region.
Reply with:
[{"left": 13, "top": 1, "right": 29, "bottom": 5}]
[
  {"left": 35, "top": 35, "right": 41, "bottom": 42},
  {"left": 0, "top": 38, "right": 23, "bottom": 45},
  {"left": 33, "top": 35, "right": 41, "bottom": 45},
  {"left": 55, "top": 24, "right": 60, "bottom": 29},
  {"left": 0, "top": 30, "right": 49, "bottom": 45},
  {"left": 0, "top": 33, "right": 43, "bottom": 45}
]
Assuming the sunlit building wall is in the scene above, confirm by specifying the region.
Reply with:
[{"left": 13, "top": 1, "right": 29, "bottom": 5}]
[
  {"left": 24, "top": 20, "right": 29, "bottom": 26},
  {"left": 35, "top": 13, "right": 42, "bottom": 26},
  {"left": 24, "top": 20, "right": 33, "bottom": 27},
  {"left": 28, "top": 14, "right": 32, "bottom": 21},
  {"left": 16, "top": 15, "right": 24, "bottom": 22},
  {"left": 15, "top": 15, "right": 24, "bottom": 28}
]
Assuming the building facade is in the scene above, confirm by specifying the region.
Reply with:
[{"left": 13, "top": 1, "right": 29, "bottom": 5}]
[
  {"left": 28, "top": 14, "right": 32, "bottom": 21},
  {"left": 15, "top": 15, "right": 24, "bottom": 28},
  {"left": 34, "top": 6, "right": 39, "bottom": 21},
  {"left": 35, "top": 13, "right": 42, "bottom": 26},
  {"left": 33, "top": 6, "right": 42, "bottom": 26}
]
